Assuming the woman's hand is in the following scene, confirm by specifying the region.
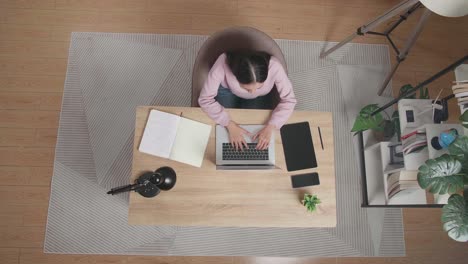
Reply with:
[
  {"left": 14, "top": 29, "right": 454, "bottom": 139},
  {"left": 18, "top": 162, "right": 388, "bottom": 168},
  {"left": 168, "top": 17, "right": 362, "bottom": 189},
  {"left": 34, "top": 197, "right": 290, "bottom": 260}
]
[
  {"left": 253, "top": 124, "right": 275, "bottom": 150},
  {"left": 226, "top": 121, "right": 251, "bottom": 151}
]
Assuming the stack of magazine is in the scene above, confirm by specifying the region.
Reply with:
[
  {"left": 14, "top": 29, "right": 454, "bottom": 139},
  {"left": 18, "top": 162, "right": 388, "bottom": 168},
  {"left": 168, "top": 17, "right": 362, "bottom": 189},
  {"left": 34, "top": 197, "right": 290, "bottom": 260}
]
[
  {"left": 401, "top": 129, "right": 427, "bottom": 155},
  {"left": 386, "top": 170, "right": 419, "bottom": 200},
  {"left": 453, "top": 80, "right": 468, "bottom": 111}
]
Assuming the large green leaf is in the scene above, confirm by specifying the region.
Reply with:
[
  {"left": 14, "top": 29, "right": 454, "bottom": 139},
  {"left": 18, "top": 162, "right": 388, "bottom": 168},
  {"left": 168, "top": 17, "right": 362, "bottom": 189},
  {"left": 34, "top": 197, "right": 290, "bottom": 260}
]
[
  {"left": 351, "top": 104, "right": 384, "bottom": 133},
  {"left": 442, "top": 194, "right": 468, "bottom": 242},
  {"left": 449, "top": 136, "right": 468, "bottom": 157},
  {"left": 448, "top": 136, "right": 468, "bottom": 173},
  {"left": 417, "top": 154, "right": 465, "bottom": 194},
  {"left": 460, "top": 111, "right": 468, "bottom": 129},
  {"left": 360, "top": 104, "right": 380, "bottom": 116}
]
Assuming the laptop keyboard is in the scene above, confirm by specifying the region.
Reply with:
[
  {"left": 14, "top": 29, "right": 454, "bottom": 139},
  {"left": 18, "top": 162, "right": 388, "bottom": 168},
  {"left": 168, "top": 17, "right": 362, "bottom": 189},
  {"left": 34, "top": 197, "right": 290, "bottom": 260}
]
[{"left": 222, "top": 143, "right": 269, "bottom": 160}]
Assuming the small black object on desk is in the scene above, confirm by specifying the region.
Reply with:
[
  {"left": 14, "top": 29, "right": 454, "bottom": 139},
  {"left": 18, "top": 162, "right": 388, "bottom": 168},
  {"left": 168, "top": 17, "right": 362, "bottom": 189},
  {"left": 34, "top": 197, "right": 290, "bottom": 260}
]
[
  {"left": 107, "top": 166, "right": 176, "bottom": 198},
  {"left": 280, "top": 122, "right": 318, "bottom": 171},
  {"left": 318, "top": 127, "right": 324, "bottom": 150},
  {"left": 291, "top": 172, "right": 320, "bottom": 188}
]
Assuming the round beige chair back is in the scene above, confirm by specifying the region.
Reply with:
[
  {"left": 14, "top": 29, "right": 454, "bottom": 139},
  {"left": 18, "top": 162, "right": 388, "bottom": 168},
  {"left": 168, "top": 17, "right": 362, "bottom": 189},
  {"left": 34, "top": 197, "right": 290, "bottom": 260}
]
[{"left": 191, "top": 26, "right": 287, "bottom": 107}]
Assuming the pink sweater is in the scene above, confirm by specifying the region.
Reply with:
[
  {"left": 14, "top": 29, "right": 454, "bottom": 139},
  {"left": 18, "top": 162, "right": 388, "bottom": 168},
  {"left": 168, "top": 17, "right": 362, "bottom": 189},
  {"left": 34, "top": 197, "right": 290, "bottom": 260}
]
[{"left": 198, "top": 53, "right": 297, "bottom": 129}]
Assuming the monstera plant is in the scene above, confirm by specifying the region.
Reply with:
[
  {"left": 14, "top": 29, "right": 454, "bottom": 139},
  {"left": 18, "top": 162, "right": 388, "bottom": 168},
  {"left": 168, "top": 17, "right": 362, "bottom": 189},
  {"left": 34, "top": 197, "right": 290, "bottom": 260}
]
[{"left": 418, "top": 136, "right": 468, "bottom": 242}]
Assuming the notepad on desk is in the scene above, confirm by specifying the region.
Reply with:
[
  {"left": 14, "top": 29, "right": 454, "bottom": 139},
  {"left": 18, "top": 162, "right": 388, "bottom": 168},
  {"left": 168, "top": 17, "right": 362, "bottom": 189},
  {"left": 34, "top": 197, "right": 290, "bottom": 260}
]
[{"left": 139, "top": 109, "right": 211, "bottom": 167}]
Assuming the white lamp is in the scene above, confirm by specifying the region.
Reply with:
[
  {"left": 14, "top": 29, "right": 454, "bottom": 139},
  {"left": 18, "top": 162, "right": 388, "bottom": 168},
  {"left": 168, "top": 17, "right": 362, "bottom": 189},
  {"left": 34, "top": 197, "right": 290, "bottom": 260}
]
[{"left": 420, "top": 0, "right": 468, "bottom": 17}]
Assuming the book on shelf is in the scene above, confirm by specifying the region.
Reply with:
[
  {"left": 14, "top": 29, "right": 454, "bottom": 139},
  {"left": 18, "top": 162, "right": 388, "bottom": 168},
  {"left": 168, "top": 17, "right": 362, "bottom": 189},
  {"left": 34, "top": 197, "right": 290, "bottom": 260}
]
[
  {"left": 386, "top": 171, "right": 419, "bottom": 200},
  {"left": 457, "top": 96, "right": 468, "bottom": 103},
  {"left": 401, "top": 129, "right": 427, "bottom": 155},
  {"left": 452, "top": 87, "right": 468, "bottom": 94},
  {"left": 455, "top": 97, "right": 468, "bottom": 104},
  {"left": 452, "top": 83, "right": 468, "bottom": 90},
  {"left": 402, "top": 131, "right": 426, "bottom": 148},
  {"left": 403, "top": 142, "right": 427, "bottom": 155},
  {"left": 455, "top": 92, "right": 468, "bottom": 98},
  {"left": 401, "top": 129, "right": 425, "bottom": 140}
]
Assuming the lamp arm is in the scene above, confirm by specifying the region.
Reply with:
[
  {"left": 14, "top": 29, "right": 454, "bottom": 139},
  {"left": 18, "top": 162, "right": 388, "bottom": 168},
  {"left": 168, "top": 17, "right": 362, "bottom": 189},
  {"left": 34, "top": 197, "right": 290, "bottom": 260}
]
[{"left": 106, "top": 182, "right": 146, "bottom": 195}]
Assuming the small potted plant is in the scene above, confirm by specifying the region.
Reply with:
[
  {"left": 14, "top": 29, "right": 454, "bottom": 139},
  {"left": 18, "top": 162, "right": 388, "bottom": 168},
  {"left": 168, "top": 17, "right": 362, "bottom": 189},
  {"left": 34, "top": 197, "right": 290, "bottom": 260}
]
[{"left": 302, "top": 194, "right": 321, "bottom": 213}]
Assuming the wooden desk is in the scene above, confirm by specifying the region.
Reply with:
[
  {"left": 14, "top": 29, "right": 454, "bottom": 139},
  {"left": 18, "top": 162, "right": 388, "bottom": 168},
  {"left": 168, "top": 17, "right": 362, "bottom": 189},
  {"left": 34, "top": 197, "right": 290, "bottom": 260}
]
[{"left": 129, "top": 106, "right": 336, "bottom": 228}]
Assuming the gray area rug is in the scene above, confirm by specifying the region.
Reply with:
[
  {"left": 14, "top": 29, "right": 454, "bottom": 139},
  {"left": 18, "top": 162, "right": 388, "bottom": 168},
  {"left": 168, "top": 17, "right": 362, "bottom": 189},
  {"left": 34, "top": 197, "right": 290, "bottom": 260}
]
[{"left": 44, "top": 32, "right": 404, "bottom": 256}]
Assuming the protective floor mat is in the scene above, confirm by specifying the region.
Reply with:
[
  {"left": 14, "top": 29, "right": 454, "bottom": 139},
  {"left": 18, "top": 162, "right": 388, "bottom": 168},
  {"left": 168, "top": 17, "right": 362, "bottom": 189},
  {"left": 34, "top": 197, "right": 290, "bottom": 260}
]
[{"left": 44, "top": 32, "right": 403, "bottom": 256}]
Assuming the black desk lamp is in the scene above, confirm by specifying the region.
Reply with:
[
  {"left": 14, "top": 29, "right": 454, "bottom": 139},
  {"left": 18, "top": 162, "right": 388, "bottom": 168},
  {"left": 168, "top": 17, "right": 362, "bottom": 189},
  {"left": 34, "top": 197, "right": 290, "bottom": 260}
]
[{"left": 107, "top": 166, "right": 176, "bottom": 198}]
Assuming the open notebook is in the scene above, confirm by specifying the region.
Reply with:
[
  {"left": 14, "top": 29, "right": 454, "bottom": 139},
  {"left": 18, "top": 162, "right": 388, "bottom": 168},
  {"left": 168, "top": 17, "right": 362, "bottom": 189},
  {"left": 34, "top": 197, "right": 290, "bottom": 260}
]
[{"left": 139, "top": 109, "right": 212, "bottom": 167}]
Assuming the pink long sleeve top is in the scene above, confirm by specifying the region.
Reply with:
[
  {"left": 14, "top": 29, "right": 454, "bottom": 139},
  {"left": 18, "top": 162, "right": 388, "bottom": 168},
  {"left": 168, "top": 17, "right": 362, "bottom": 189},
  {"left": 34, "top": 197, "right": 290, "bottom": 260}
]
[{"left": 198, "top": 53, "right": 297, "bottom": 129}]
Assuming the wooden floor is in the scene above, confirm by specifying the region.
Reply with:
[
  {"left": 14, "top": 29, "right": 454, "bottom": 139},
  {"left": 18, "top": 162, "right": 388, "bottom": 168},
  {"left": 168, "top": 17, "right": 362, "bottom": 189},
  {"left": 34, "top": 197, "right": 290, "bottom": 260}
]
[{"left": 0, "top": 0, "right": 467, "bottom": 263}]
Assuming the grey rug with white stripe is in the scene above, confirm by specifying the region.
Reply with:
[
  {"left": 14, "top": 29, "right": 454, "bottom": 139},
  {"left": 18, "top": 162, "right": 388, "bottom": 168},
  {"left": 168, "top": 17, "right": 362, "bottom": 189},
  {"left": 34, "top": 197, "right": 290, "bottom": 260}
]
[{"left": 44, "top": 32, "right": 403, "bottom": 256}]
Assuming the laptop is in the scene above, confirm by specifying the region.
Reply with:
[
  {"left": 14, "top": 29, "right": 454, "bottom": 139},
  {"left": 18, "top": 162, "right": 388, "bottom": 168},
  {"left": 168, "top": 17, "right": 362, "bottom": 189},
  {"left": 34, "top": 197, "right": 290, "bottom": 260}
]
[{"left": 215, "top": 124, "right": 275, "bottom": 170}]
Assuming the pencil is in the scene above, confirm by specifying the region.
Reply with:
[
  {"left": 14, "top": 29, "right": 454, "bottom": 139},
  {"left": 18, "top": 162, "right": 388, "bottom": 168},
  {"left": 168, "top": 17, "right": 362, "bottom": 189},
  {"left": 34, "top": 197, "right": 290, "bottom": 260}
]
[{"left": 318, "top": 127, "right": 324, "bottom": 150}]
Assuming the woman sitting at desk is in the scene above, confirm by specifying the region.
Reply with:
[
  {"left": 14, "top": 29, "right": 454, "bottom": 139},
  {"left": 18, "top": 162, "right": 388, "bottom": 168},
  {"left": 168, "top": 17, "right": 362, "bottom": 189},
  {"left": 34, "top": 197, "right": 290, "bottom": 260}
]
[{"left": 198, "top": 50, "right": 297, "bottom": 151}]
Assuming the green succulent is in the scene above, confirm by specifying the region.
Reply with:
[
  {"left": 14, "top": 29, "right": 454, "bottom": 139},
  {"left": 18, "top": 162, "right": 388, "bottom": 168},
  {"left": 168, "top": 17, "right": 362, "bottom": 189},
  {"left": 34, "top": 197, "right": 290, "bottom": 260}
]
[{"left": 302, "top": 194, "right": 321, "bottom": 213}]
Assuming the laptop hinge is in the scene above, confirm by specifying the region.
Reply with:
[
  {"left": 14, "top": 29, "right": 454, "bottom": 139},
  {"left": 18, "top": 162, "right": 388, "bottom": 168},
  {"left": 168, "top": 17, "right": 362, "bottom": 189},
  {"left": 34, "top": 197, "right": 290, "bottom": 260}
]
[{"left": 216, "top": 165, "right": 275, "bottom": 170}]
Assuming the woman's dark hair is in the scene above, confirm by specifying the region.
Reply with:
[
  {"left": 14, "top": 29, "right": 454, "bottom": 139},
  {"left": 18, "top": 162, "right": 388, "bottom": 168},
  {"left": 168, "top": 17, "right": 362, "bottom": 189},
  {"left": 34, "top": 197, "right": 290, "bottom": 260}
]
[{"left": 226, "top": 50, "right": 271, "bottom": 84}]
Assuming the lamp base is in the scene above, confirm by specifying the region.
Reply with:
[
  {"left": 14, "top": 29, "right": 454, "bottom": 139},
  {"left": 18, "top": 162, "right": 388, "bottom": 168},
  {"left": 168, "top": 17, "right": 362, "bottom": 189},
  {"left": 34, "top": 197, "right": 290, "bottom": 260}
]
[{"left": 136, "top": 171, "right": 161, "bottom": 198}]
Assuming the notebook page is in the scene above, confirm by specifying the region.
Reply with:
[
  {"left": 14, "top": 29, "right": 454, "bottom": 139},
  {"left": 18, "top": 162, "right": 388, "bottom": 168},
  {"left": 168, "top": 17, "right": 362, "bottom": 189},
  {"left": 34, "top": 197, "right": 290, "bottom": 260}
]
[
  {"left": 138, "top": 109, "right": 180, "bottom": 158},
  {"left": 170, "top": 117, "right": 212, "bottom": 167}
]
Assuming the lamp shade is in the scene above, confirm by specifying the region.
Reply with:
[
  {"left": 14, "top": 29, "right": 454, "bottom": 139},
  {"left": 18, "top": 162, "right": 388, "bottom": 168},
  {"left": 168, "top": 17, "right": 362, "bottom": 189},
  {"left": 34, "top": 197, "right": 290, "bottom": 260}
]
[{"left": 420, "top": 0, "right": 468, "bottom": 17}]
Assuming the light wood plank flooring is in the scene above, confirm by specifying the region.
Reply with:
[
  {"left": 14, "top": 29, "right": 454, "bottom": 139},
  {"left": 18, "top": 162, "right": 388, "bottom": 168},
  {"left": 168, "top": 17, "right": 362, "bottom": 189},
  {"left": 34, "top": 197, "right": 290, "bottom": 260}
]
[{"left": 1, "top": 0, "right": 467, "bottom": 263}]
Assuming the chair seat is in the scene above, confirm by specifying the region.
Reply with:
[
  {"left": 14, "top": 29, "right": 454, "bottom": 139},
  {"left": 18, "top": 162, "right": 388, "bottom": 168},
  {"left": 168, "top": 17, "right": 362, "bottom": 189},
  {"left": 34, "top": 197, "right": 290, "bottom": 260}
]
[{"left": 191, "top": 26, "right": 288, "bottom": 107}]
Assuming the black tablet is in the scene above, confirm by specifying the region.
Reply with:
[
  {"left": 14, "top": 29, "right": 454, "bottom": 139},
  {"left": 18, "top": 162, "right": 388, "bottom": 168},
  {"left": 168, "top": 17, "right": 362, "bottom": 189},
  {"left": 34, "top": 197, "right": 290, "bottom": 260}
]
[{"left": 280, "top": 122, "right": 317, "bottom": 171}]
